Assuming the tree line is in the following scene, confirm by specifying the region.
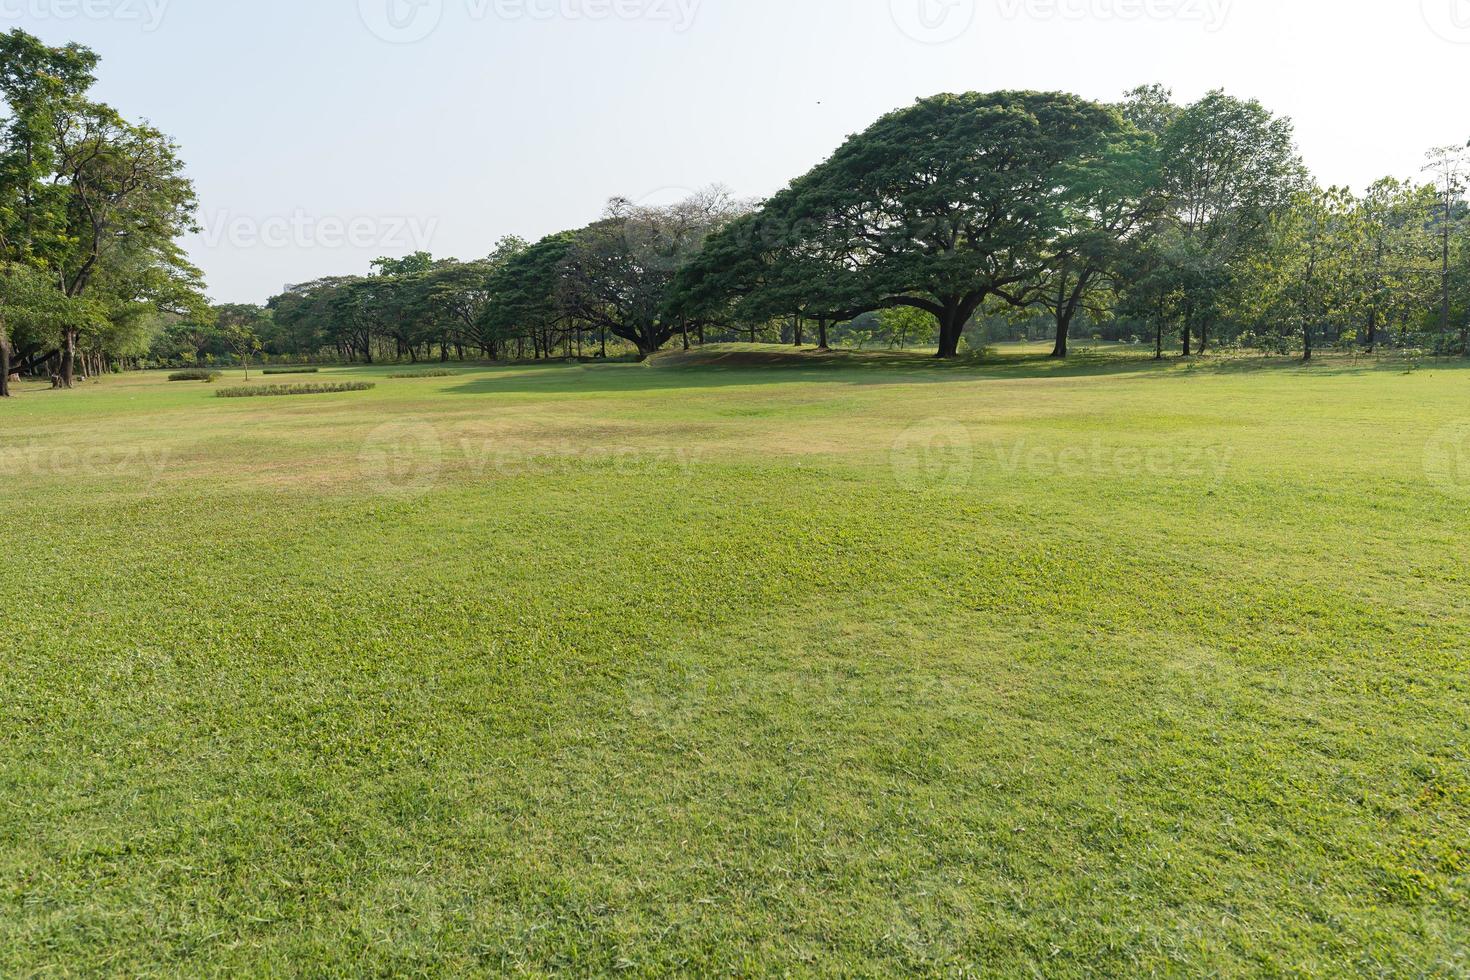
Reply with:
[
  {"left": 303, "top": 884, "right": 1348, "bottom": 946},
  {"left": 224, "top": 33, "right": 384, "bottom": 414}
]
[
  {"left": 217, "top": 87, "right": 1470, "bottom": 369},
  {"left": 0, "top": 29, "right": 204, "bottom": 398},
  {"left": 4, "top": 29, "right": 1467, "bottom": 397}
]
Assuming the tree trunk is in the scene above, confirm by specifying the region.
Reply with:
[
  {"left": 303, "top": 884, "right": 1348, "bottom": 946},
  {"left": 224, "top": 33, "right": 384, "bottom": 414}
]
[
  {"left": 1154, "top": 302, "right": 1165, "bottom": 361},
  {"left": 0, "top": 326, "right": 11, "bottom": 398},
  {"left": 59, "top": 329, "right": 76, "bottom": 388},
  {"left": 1051, "top": 310, "right": 1074, "bottom": 359},
  {"left": 935, "top": 306, "right": 968, "bottom": 359},
  {"left": 794, "top": 314, "right": 804, "bottom": 347},
  {"left": 1443, "top": 219, "right": 1452, "bottom": 342},
  {"left": 1303, "top": 322, "right": 1313, "bottom": 362},
  {"left": 817, "top": 317, "right": 830, "bottom": 351},
  {"left": 600, "top": 328, "right": 607, "bottom": 359}
]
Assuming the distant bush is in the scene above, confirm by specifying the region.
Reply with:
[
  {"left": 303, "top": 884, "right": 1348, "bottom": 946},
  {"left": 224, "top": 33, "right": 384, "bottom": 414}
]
[
  {"left": 1237, "top": 331, "right": 1296, "bottom": 356},
  {"left": 389, "top": 370, "right": 455, "bottom": 379},
  {"left": 1381, "top": 348, "right": 1428, "bottom": 374},
  {"left": 169, "top": 369, "right": 221, "bottom": 383},
  {"left": 215, "top": 382, "right": 375, "bottom": 398},
  {"left": 263, "top": 367, "right": 321, "bottom": 376}
]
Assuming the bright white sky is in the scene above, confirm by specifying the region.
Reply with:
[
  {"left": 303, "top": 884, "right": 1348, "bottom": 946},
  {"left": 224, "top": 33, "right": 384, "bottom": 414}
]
[{"left": 8, "top": 0, "right": 1467, "bottom": 302}]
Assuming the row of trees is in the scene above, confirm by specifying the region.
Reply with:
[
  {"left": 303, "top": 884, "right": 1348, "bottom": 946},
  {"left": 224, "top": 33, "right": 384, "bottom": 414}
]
[
  {"left": 0, "top": 29, "right": 205, "bottom": 397},
  {"left": 243, "top": 189, "right": 747, "bottom": 367},
  {"left": 4, "top": 27, "right": 1466, "bottom": 390},
  {"left": 237, "top": 87, "right": 1465, "bottom": 367},
  {"left": 678, "top": 87, "right": 1468, "bottom": 362}
]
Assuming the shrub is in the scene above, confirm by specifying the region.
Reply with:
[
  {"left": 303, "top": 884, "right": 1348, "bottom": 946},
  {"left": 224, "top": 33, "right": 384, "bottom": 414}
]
[
  {"left": 1238, "top": 331, "right": 1295, "bottom": 356},
  {"left": 389, "top": 370, "right": 455, "bottom": 379},
  {"left": 215, "top": 382, "right": 375, "bottom": 398},
  {"left": 169, "top": 369, "right": 222, "bottom": 383},
  {"left": 1381, "top": 348, "right": 1427, "bottom": 374},
  {"left": 263, "top": 367, "right": 321, "bottom": 376}
]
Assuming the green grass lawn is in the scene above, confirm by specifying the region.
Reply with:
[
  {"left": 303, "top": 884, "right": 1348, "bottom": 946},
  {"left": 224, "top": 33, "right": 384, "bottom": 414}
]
[{"left": 2, "top": 345, "right": 1467, "bottom": 975}]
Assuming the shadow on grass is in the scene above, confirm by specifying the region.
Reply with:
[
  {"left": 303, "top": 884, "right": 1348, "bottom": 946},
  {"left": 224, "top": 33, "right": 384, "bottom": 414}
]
[
  {"left": 412, "top": 343, "right": 1470, "bottom": 398},
  {"left": 438, "top": 345, "right": 1166, "bottom": 397}
]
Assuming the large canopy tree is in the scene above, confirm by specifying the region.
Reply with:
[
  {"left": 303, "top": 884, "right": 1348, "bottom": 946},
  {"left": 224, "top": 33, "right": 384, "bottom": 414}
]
[
  {"left": 0, "top": 263, "right": 87, "bottom": 396},
  {"left": 483, "top": 231, "right": 578, "bottom": 358},
  {"left": 1249, "top": 185, "right": 1363, "bottom": 361},
  {"left": 742, "top": 91, "right": 1129, "bottom": 358},
  {"left": 672, "top": 197, "right": 873, "bottom": 350},
  {"left": 0, "top": 29, "right": 202, "bottom": 387},
  {"left": 1159, "top": 90, "right": 1307, "bottom": 354},
  {"left": 1352, "top": 178, "right": 1441, "bottom": 351},
  {"left": 557, "top": 188, "right": 746, "bottom": 358},
  {"left": 1027, "top": 123, "right": 1165, "bottom": 357},
  {"left": 422, "top": 238, "right": 528, "bottom": 359}
]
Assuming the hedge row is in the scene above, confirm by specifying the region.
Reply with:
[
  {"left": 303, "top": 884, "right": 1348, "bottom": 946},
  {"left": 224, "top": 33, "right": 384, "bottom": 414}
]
[{"left": 215, "top": 382, "right": 376, "bottom": 398}]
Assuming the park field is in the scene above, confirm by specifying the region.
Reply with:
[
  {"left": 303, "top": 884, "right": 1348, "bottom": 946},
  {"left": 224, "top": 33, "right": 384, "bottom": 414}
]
[{"left": 1, "top": 345, "right": 1467, "bottom": 975}]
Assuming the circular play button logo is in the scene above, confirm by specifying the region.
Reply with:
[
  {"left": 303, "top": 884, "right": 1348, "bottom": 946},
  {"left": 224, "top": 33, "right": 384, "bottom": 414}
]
[
  {"left": 890, "top": 0, "right": 977, "bottom": 44},
  {"left": 1423, "top": 0, "right": 1470, "bottom": 43},
  {"left": 359, "top": 0, "right": 445, "bottom": 43}
]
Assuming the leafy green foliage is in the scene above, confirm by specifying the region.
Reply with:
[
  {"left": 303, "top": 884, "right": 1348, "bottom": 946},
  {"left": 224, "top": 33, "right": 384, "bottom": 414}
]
[
  {"left": 167, "top": 369, "right": 221, "bottom": 383},
  {"left": 482, "top": 232, "right": 577, "bottom": 355},
  {"left": 0, "top": 29, "right": 203, "bottom": 386},
  {"left": 692, "top": 92, "right": 1128, "bottom": 357}
]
